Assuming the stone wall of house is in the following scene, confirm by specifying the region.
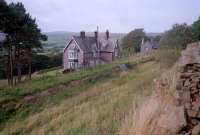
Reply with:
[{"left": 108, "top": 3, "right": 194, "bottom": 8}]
[
  {"left": 63, "top": 40, "right": 84, "bottom": 70},
  {"left": 100, "top": 52, "right": 113, "bottom": 62}
]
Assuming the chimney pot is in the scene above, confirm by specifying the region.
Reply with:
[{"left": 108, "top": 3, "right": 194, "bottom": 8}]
[
  {"left": 95, "top": 31, "right": 98, "bottom": 39},
  {"left": 106, "top": 30, "right": 109, "bottom": 40},
  {"left": 80, "top": 31, "right": 85, "bottom": 38}
]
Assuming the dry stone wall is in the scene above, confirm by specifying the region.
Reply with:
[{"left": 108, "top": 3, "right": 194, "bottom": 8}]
[{"left": 176, "top": 42, "right": 200, "bottom": 134}]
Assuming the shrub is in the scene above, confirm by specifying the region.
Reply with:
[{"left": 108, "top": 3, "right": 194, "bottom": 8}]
[{"left": 155, "top": 47, "right": 181, "bottom": 68}]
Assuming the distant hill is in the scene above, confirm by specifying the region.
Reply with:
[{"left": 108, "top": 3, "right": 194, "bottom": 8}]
[
  {"left": 42, "top": 31, "right": 162, "bottom": 54},
  {"left": 146, "top": 33, "right": 163, "bottom": 37},
  {"left": 42, "top": 31, "right": 126, "bottom": 54}
]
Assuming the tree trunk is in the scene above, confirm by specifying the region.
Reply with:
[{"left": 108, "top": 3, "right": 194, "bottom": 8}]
[
  {"left": 17, "top": 62, "right": 21, "bottom": 83},
  {"left": 10, "top": 45, "right": 13, "bottom": 85},
  {"left": 16, "top": 47, "right": 21, "bottom": 83},
  {"left": 28, "top": 48, "right": 32, "bottom": 80},
  {"left": 6, "top": 52, "right": 11, "bottom": 85}
]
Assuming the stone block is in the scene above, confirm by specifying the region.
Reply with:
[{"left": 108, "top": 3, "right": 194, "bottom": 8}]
[
  {"left": 187, "top": 110, "right": 198, "bottom": 118},
  {"left": 182, "top": 91, "right": 191, "bottom": 102},
  {"left": 192, "top": 124, "right": 200, "bottom": 135}
]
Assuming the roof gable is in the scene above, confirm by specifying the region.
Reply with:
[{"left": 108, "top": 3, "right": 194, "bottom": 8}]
[
  {"left": 64, "top": 35, "right": 118, "bottom": 53},
  {"left": 73, "top": 36, "right": 97, "bottom": 53},
  {"left": 63, "top": 38, "right": 82, "bottom": 53}
]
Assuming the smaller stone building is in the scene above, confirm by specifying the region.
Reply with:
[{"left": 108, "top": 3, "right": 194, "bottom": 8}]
[{"left": 140, "top": 37, "right": 159, "bottom": 53}]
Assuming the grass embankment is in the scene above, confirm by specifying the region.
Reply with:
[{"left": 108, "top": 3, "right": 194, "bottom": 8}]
[
  {"left": 120, "top": 63, "right": 179, "bottom": 135},
  {"left": 0, "top": 54, "right": 154, "bottom": 103},
  {"left": 119, "top": 47, "right": 182, "bottom": 135},
  {"left": 0, "top": 54, "right": 162, "bottom": 135}
]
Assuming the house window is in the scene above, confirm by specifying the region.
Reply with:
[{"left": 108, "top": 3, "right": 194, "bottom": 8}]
[
  {"left": 115, "top": 49, "right": 118, "bottom": 57},
  {"left": 68, "top": 61, "right": 78, "bottom": 69},
  {"left": 68, "top": 50, "right": 78, "bottom": 59}
]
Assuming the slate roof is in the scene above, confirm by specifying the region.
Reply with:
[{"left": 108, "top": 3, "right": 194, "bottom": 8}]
[
  {"left": 73, "top": 36, "right": 97, "bottom": 53},
  {"left": 72, "top": 36, "right": 117, "bottom": 53},
  {"left": 100, "top": 38, "right": 117, "bottom": 52}
]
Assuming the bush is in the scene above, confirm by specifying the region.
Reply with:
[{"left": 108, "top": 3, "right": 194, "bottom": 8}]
[{"left": 156, "top": 47, "right": 181, "bottom": 68}]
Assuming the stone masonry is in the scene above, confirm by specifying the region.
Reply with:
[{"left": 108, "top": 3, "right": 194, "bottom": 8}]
[{"left": 176, "top": 42, "right": 200, "bottom": 134}]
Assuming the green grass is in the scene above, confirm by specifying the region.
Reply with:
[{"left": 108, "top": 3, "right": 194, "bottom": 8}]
[
  {"left": 0, "top": 54, "right": 154, "bottom": 103},
  {"left": 155, "top": 47, "right": 181, "bottom": 68},
  {"left": 0, "top": 53, "right": 162, "bottom": 135},
  {"left": 0, "top": 64, "right": 117, "bottom": 124},
  {"left": 0, "top": 53, "right": 160, "bottom": 135},
  {"left": 0, "top": 64, "right": 113, "bottom": 102},
  {"left": 1, "top": 61, "right": 161, "bottom": 135}
]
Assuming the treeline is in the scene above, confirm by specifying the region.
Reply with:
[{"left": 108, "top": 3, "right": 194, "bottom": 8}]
[
  {"left": 121, "top": 28, "right": 161, "bottom": 56},
  {"left": 160, "top": 18, "right": 200, "bottom": 49},
  {"left": 0, "top": 0, "right": 47, "bottom": 85},
  {"left": 121, "top": 28, "right": 145, "bottom": 55},
  {"left": 0, "top": 53, "right": 62, "bottom": 79},
  {"left": 121, "top": 17, "right": 200, "bottom": 56},
  {"left": 158, "top": 18, "right": 200, "bottom": 67}
]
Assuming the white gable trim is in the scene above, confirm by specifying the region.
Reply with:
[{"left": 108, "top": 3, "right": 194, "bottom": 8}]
[
  {"left": 63, "top": 39, "right": 73, "bottom": 53},
  {"left": 63, "top": 37, "right": 83, "bottom": 53}
]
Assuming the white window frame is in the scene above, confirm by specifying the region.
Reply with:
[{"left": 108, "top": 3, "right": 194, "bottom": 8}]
[
  {"left": 115, "top": 49, "right": 118, "bottom": 57},
  {"left": 68, "top": 50, "right": 78, "bottom": 59},
  {"left": 68, "top": 61, "right": 78, "bottom": 69}
]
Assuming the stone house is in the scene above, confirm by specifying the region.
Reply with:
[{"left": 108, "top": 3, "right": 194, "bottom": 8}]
[{"left": 63, "top": 30, "right": 120, "bottom": 70}]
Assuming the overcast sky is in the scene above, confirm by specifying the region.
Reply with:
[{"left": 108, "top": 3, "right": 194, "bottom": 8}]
[{"left": 6, "top": 0, "right": 200, "bottom": 33}]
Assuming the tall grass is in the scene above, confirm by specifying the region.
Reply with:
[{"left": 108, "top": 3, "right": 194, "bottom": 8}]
[
  {"left": 0, "top": 54, "right": 156, "bottom": 124},
  {"left": 0, "top": 60, "right": 162, "bottom": 135},
  {"left": 119, "top": 63, "right": 179, "bottom": 135},
  {"left": 0, "top": 54, "right": 155, "bottom": 103},
  {"left": 0, "top": 64, "right": 113, "bottom": 102},
  {"left": 155, "top": 46, "right": 181, "bottom": 68}
]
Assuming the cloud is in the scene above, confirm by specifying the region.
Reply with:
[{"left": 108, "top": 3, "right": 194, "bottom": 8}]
[{"left": 5, "top": 0, "right": 200, "bottom": 33}]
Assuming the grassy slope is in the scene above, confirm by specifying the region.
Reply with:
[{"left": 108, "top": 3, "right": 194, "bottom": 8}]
[
  {"left": 0, "top": 54, "right": 163, "bottom": 135},
  {"left": 120, "top": 64, "right": 179, "bottom": 135},
  {"left": 0, "top": 55, "right": 153, "bottom": 103}
]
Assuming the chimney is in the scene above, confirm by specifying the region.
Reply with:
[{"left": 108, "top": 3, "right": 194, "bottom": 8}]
[
  {"left": 95, "top": 31, "right": 98, "bottom": 40},
  {"left": 80, "top": 31, "right": 85, "bottom": 38},
  {"left": 106, "top": 30, "right": 109, "bottom": 40}
]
